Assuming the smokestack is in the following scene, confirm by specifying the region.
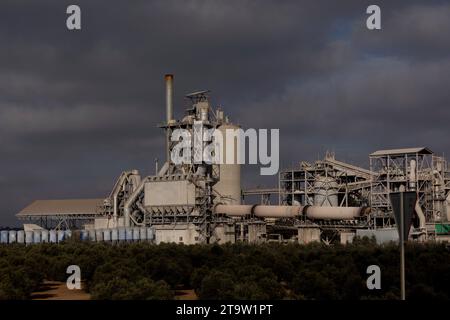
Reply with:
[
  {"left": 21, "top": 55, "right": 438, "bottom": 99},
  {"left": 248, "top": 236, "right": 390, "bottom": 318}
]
[
  {"left": 164, "top": 74, "right": 174, "bottom": 163},
  {"left": 165, "top": 74, "right": 173, "bottom": 124}
]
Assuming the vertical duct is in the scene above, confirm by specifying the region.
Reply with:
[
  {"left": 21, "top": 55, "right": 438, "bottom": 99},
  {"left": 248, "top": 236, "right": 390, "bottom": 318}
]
[{"left": 165, "top": 74, "right": 174, "bottom": 162}]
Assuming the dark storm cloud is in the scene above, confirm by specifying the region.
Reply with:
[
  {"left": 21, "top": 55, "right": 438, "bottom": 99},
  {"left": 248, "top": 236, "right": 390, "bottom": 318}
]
[{"left": 0, "top": 0, "right": 449, "bottom": 225}]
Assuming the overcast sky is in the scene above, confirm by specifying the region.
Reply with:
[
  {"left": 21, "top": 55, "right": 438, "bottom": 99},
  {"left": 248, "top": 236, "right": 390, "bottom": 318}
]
[{"left": 1, "top": 0, "right": 449, "bottom": 226}]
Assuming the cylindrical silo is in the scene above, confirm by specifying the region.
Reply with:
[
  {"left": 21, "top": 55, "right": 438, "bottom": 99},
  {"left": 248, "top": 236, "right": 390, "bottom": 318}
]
[
  {"left": 132, "top": 227, "right": 140, "bottom": 241},
  {"left": 8, "top": 230, "right": 17, "bottom": 243},
  {"left": 0, "top": 230, "right": 8, "bottom": 243},
  {"left": 65, "top": 230, "right": 72, "bottom": 240},
  {"left": 139, "top": 227, "right": 147, "bottom": 241},
  {"left": 126, "top": 228, "right": 133, "bottom": 242},
  {"left": 111, "top": 228, "right": 119, "bottom": 242},
  {"left": 313, "top": 175, "right": 339, "bottom": 207},
  {"left": 25, "top": 231, "right": 33, "bottom": 245},
  {"left": 17, "top": 230, "right": 25, "bottom": 244},
  {"left": 41, "top": 230, "right": 49, "bottom": 243},
  {"left": 80, "top": 230, "right": 88, "bottom": 241},
  {"left": 103, "top": 229, "right": 111, "bottom": 242},
  {"left": 118, "top": 228, "right": 126, "bottom": 241},
  {"left": 33, "top": 230, "right": 42, "bottom": 244},
  {"left": 57, "top": 230, "right": 65, "bottom": 242},
  {"left": 88, "top": 229, "right": 96, "bottom": 241},
  {"left": 214, "top": 123, "right": 241, "bottom": 205},
  {"left": 95, "top": 229, "right": 103, "bottom": 242},
  {"left": 49, "top": 230, "right": 57, "bottom": 243},
  {"left": 146, "top": 227, "right": 154, "bottom": 241}
]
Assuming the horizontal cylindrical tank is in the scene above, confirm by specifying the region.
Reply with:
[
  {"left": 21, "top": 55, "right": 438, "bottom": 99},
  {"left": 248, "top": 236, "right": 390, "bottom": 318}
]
[
  {"left": 254, "top": 205, "right": 301, "bottom": 218},
  {"left": 139, "top": 227, "right": 147, "bottom": 241},
  {"left": 214, "top": 205, "right": 302, "bottom": 218},
  {"left": 17, "top": 230, "right": 25, "bottom": 244},
  {"left": 33, "top": 230, "right": 42, "bottom": 244},
  {"left": 57, "top": 230, "right": 65, "bottom": 242},
  {"left": 103, "top": 229, "right": 111, "bottom": 241},
  {"left": 95, "top": 229, "right": 103, "bottom": 242},
  {"left": 80, "top": 230, "right": 89, "bottom": 241},
  {"left": 118, "top": 228, "right": 126, "bottom": 241},
  {"left": 126, "top": 228, "right": 133, "bottom": 241},
  {"left": 305, "top": 207, "right": 365, "bottom": 220},
  {"left": 9, "top": 230, "right": 17, "bottom": 243},
  {"left": 111, "top": 228, "right": 119, "bottom": 242},
  {"left": 1, "top": 230, "right": 8, "bottom": 243},
  {"left": 132, "top": 228, "right": 140, "bottom": 241},
  {"left": 50, "top": 230, "right": 58, "bottom": 243},
  {"left": 25, "top": 231, "right": 33, "bottom": 245},
  {"left": 41, "top": 230, "right": 49, "bottom": 243}
]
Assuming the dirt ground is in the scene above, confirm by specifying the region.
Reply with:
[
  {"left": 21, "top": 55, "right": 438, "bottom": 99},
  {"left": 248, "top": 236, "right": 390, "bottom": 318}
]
[
  {"left": 174, "top": 289, "right": 198, "bottom": 300},
  {"left": 31, "top": 281, "right": 197, "bottom": 300},
  {"left": 31, "top": 281, "right": 91, "bottom": 300}
]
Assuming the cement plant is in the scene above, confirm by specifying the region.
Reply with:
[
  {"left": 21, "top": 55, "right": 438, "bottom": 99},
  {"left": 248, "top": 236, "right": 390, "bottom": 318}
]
[{"left": 0, "top": 74, "right": 448, "bottom": 246}]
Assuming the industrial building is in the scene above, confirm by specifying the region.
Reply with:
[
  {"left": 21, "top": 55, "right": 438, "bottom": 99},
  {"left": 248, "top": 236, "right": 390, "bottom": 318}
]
[{"left": 5, "top": 75, "right": 450, "bottom": 245}]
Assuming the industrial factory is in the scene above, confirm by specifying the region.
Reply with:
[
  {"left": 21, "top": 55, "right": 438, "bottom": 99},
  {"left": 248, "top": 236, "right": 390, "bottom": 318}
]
[{"left": 3, "top": 75, "right": 450, "bottom": 245}]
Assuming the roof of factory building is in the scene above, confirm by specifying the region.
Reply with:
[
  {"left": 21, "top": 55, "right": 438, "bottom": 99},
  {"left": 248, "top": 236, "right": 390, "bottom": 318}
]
[
  {"left": 370, "top": 147, "right": 433, "bottom": 157},
  {"left": 16, "top": 199, "right": 104, "bottom": 217}
]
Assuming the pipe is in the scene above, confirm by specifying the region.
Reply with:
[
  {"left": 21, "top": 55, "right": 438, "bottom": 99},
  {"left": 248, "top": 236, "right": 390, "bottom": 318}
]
[
  {"left": 215, "top": 205, "right": 253, "bottom": 216},
  {"left": 304, "top": 206, "right": 365, "bottom": 220},
  {"left": 254, "top": 205, "right": 302, "bottom": 218},
  {"left": 214, "top": 204, "right": 365, "bottom": 220},
  {"left": 415, "top": 200, "right": 426, "bottom": 230},
  {"left": 165, "top": 74, "right": 174, "bottom": 162},
  {"left": 124, "top": 177, "right": 150, "bottom": 227},
  {"left": 110, "top": 171, "right": 139, "bottom": 223}
]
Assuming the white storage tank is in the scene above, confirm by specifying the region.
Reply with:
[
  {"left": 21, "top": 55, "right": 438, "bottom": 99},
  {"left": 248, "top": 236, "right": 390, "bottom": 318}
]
[
  {"left": 146, "top": 227, "right": 154, "bottom": 241},
  {"left": 88, "top": 229, "right": 96, "bottom": 241},
  {"left": 95, "top": 229, "right": 103, "bottom": 242},
  {"left": 214, "top": 123, "right": 242, "bottom": 205},
  {"left": 41, "top": 230, "right": 49, "bottom": 243},
  {"left": 25, "top": 231, "right": 33, "bottom": 245},
  {"left": 132, "top": 228, "right": 140, "bottom": 241},
  {"left": 33, "top": 230, "right": 42, "bottom": 244},
  {"left": 57, "top": 230, "right": 65, "bottom": 242},
  {"left": 103, "top": 229, "right": 111, "bottom": 242},
  {"left": 8, "top": 230, "right": 17, "bottom": 243},
  {"left": 118, "top": 228, "right": 126, "bottom": 241},
  {"left": 17, "top": 230, "right": 25, "bottom": 244},
  {"left": 125, "top": 228, "right": 133, "bottom": 242},
  {"left": 49, "top": 230, "right": 57, "bottom": 243},
  {"left": 0, "top": 230, "right": 8, "bottom": 243},
  {"left": 111, "top": 228, "right": 119, "bottom": 242},
  {"left": 139, "top": 227, "right": 147, "bottom": 241},
  {"left": 65, "top": 230, "right": 72, "bottom": 240},
  {"left": 80, "top": 230, "right": 89, "bottom": 241}
]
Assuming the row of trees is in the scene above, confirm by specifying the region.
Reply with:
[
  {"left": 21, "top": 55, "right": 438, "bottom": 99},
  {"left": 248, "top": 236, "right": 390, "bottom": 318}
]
[{"left": 0, "top": 238, "right": 449, "bottom": 300}]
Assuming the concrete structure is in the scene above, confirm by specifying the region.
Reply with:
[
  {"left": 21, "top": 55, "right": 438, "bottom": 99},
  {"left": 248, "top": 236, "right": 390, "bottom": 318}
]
[{"left": 298, "top": 226, "right": 321, "bottom": 244}]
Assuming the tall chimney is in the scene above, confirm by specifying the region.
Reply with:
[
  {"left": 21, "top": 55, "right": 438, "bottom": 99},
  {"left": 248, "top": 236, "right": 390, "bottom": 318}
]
[
  {"left": 165, "top": 74, "right": 173, "bottom": 124},
  {"left": 164, "top": 74, "right": 174, "bottom": 162}
]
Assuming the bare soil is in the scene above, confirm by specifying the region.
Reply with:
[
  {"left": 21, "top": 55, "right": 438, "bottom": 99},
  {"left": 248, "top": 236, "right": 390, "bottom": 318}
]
[{"left": 31, "top": 280, "right": 91, "bottom": 300}]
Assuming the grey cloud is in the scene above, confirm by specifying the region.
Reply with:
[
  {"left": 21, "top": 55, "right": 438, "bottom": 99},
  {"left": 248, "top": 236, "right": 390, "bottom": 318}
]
[{"left": 0, "top": 0, "right": 448, "bottom": 226}]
